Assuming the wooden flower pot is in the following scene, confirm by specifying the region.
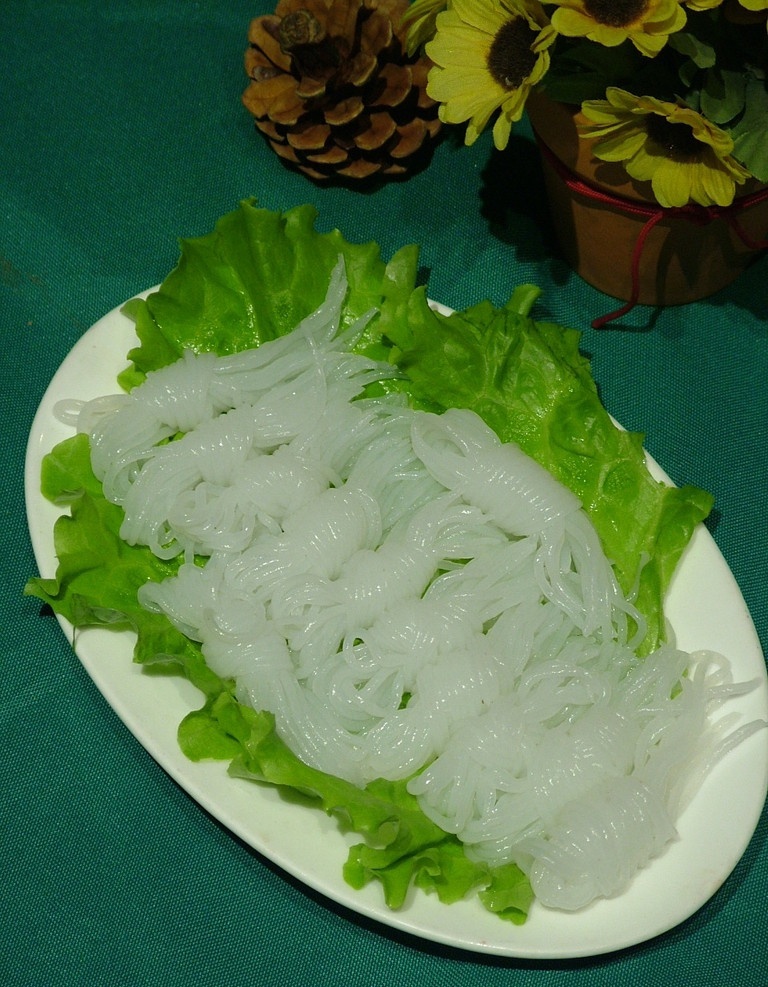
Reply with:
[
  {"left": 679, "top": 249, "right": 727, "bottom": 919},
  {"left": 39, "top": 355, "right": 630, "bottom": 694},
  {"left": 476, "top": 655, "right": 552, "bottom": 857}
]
[{"left": 525, "top": 93, "right": 768, "bottom": 314}]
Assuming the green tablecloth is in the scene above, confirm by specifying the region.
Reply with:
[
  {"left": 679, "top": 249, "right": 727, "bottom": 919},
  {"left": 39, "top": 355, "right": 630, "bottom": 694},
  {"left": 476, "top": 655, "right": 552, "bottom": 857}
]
[{"left": 3, "top": 2, "right": 767, "bottom": 984}]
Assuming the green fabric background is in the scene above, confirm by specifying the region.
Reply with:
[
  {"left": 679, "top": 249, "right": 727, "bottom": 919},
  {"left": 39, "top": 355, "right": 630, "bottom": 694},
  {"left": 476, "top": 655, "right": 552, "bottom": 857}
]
[{"left": 2, "top": 2, "right": 767, "bottom": 984}]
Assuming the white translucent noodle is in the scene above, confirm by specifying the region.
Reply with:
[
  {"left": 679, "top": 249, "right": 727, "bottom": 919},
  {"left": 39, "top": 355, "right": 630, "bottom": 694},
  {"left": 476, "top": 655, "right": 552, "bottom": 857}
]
[{"left": 73, "top": 256, "right": 767, "bottom": 912}]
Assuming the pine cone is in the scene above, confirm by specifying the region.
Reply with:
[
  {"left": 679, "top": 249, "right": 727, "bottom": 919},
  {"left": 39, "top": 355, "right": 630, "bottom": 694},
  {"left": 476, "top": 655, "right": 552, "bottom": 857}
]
[{"left": 242, "top": 0, "right": 442, "bottom": 181}]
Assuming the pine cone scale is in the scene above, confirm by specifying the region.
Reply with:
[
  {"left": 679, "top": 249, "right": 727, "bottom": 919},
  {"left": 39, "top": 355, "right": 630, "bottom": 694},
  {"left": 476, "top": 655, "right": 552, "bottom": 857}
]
[
  {"left": 369, "top": 63, "right": 412, "bottom": 109},
  {"left": 243, "top": 73, "right": 302, "bottom": 123},
  {"left": 306, "top": 145, "right": 349, "bottom": 165},
  {"left": 338, "top": 159, "right": 381, "bottom": 179},
  {"left": 325, "top": 0, "right": 362, "bottom": 44},
  {"left": 359, "top": 10, "right": 394, "bottom": 58},
  {"left": 296, "top": 77, "right": 329, "bottom": 99},
  {"left": 389, "top": 117, "right": 428, "bottom": 158},
  {"left": 353, "top": 112, "right": 398, "bottom": 150},
  {"left": 287, "top": 122, "right": 332, "bottom": 150},
  {"left": 246, "top": 17, "right": 291, "bottom": 70},
  {"left": 341, "top": 52, "right": 378, "bottom": 88},
  {"left": 324, "top": 96, "right": 365, "bottom": 127}
]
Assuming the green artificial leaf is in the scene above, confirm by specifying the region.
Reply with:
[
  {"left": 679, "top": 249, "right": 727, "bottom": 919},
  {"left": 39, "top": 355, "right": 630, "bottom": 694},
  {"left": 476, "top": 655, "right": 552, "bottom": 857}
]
[
  {"left": 732, "top": 75, "right": 768, "bottom": 181},
  {"left": 541, "top": 40, "right": 642, "bottom": 105},
  {"left": 700, "top": 68, "right": 747, "bottom": 126},
  {"left": 668, "top": 30, "right": 716, "bottom": 70},
  {"left": 678, "top": 57, "right": 701, "bottom": 93}
]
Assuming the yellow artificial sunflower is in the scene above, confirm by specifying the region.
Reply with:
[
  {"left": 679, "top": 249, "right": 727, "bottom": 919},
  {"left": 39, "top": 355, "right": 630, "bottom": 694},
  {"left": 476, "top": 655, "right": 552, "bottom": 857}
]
[
  {"left": 545, "top": 0, "right": 687, "bottom": 56},
  {"left": 426, "top": 0, "right": 557, "bottom": 149},
  {"left": 579, "top": 88, "right": 752, "bottom": 207}
]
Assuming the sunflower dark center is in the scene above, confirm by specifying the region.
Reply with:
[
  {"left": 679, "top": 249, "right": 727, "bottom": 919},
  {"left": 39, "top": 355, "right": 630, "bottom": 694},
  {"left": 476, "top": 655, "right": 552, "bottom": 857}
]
[
  {"left": 582, "top": 0, "right": 649, "bottom": 28},
  {"left": 487, "top": 18, "right": 538, "bottom": 91},
  {"left": 645, "top": 114, "right": 703, "bottom": 161}
]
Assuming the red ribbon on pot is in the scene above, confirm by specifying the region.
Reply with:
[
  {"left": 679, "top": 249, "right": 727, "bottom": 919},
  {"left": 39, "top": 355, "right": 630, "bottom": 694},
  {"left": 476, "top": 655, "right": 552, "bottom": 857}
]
[{"left": 535, "top": 135, "right": 768, "bottom": 329}]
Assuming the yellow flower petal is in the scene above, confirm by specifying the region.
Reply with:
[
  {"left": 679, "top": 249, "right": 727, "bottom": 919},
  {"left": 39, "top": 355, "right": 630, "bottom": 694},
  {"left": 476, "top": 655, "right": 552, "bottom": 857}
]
[
  {"left": 549, "top": 7, "right": 599, "bottom": 36},
  {"left": 623, "top": 144, "right": 663, "bottom": 183},
  {"left": 590, "top": 129, "right": 648, "bottom": 161},
  {"left": 649, "top": 159, "right": 693, "bottom": 207},
  {"left": 698, "top": 160, "right": 737, "bottom": 206},
  {"left": 629, "top": 30, "right": 670, "bottom": 56},
  {"left": 492, "top": 111, "right": 513, "bottom": 149},
  {"left": 452, "top": 0, "right": 509, "bottom": 32}
]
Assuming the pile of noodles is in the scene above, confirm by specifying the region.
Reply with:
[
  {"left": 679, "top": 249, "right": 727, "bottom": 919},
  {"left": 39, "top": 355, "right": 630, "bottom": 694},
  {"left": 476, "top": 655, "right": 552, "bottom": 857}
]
[{"left": 64, "top": 260, "right": 763, "bottom": 911}]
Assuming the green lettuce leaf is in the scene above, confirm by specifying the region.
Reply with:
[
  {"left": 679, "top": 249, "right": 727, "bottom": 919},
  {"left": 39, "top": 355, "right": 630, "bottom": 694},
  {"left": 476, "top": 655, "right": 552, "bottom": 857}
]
[
  {"left": 385, "top": 289, "right": 713, "bottom": 652},
  {"left": 119, "top": 198, "right": 419, "bottom": 388},
  {"left": 182, "top": 694, "right": 530, "bottom": 920},
  {"left": 26, "top": 199, "right": 714, "bottom": 922},
  {"left": 29, "top": 433, "right": 222, "bottom": 696}
]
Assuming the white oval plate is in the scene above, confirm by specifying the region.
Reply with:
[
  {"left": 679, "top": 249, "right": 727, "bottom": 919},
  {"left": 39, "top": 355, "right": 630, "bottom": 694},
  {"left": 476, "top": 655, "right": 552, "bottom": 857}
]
[{"left": 25, "top": 295, "right": 768, "bottom": 959}]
